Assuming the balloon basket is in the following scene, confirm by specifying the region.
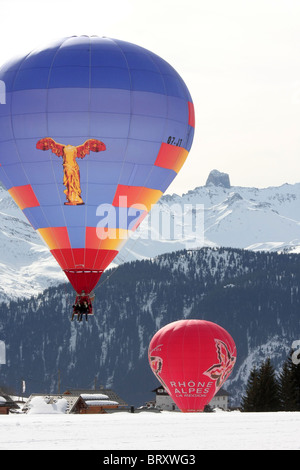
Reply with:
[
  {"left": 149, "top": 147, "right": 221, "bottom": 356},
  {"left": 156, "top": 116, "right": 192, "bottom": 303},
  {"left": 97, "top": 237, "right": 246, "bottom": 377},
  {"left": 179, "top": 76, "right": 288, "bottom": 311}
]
[{"left": 71, "top": 291, "right": 95, "bottom": 320}]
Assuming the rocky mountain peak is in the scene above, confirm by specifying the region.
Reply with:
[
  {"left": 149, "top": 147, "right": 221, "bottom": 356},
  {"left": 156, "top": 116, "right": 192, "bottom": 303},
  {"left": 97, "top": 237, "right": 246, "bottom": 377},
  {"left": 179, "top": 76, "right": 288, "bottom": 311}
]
[{"left": 205, "top": 169, "right": 231, "bottom": 188}]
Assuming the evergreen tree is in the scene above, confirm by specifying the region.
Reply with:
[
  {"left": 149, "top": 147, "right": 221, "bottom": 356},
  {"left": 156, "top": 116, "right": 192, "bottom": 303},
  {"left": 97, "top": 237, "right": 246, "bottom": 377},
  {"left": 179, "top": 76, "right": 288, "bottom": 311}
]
[
  {"left": 241, "top": 359, "right": 281, "bottom": 412},
  {"left": 256, "top": 358, "right": 281, "bottom": 412},
  {"left": 278, "top": 354, "right": 298, "bottom": 411},
  {"left": 240, "top": 366, "right": 259, "bottom": 412}
]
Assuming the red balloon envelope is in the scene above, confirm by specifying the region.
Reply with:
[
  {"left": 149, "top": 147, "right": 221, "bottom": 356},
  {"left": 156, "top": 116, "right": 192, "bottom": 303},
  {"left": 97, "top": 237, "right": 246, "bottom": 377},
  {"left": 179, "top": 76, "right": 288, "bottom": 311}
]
[{"left": 148, "top": 320, "right": 237, "bottom": 412}]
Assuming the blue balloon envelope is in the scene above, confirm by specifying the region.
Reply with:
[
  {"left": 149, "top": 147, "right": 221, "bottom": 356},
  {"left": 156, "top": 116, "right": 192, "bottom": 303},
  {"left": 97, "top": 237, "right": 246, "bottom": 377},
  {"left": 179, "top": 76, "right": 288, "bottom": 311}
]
[{"left": 0, "top": 36, "right": 195, "bottom": 294}]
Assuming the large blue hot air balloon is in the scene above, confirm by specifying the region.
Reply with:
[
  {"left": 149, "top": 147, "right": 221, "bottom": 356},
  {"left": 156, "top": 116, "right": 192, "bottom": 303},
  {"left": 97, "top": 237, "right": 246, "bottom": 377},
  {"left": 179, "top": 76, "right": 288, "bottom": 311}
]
[{"left": 0, "top": 36, "right": 195, "bottom": 309}]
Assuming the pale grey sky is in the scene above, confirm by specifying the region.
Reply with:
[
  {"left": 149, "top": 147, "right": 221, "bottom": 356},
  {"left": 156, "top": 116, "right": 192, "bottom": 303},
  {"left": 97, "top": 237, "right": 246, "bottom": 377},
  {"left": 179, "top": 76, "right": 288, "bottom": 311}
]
[{"left": 0, "top": 0, "right": 299, "bottom": 194}]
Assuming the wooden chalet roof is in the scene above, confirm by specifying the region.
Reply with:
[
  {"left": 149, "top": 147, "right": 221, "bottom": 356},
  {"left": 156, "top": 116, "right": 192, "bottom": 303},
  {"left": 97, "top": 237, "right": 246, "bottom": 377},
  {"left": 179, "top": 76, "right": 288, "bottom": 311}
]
[
  {"left": 152, "top": 386, "right": 169, "bottom": 395},
  {"left": 214, "top": 389, "right": 230, "bottom": 397},
  {"left": 0, "top": 393, "right": 19, "bottom": 409},
  {"left": 63, "top": 388, "right": 128, "bottom": 407}
]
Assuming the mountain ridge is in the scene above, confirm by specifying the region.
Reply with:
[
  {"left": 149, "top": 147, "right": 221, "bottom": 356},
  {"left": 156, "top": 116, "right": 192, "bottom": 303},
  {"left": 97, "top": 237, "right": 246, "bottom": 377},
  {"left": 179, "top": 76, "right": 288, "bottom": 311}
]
[{"left": 1, "top": 171, "right": 300, "bottom": 301}]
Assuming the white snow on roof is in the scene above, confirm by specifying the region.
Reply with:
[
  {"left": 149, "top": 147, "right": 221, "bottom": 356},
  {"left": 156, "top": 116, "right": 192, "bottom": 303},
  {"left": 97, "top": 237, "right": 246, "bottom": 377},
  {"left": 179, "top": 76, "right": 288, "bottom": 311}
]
[
  {"left": 80, "top": 394, "right": 109, "bottom": 400},
  {"left": 85, "top": 400, "right": 118, "bottom": 406},
  {"left": 0, "top": 396, "right": 6, "bottom": 404},
  {"left": 27, "top": 397, "right": 68, "bottom": 414}
]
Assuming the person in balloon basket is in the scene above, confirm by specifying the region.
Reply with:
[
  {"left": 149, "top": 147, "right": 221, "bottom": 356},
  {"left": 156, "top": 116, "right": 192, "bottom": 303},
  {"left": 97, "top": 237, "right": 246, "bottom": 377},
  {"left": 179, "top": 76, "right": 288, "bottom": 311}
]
[
  {"left": 71, "top": 300, "right": 89, "bottom": 322},
  {"left": 78, "top": 301, "right": 90, "bottom": 322},
  {"left": 72, "top": 291, "right": 93, "bottom": 321},
  {"left": 71, "top": 301, "right": 81, "bottom": 321}
]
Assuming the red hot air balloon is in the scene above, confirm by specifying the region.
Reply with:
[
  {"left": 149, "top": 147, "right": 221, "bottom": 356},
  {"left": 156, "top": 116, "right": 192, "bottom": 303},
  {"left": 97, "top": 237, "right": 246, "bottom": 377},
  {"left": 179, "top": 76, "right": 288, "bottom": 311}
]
[
  {"left": 148, "top": 320, "right": 237, "bottom": 412},
  {"left": 0, "top": 36, "right": 195, "bottom": 317}
]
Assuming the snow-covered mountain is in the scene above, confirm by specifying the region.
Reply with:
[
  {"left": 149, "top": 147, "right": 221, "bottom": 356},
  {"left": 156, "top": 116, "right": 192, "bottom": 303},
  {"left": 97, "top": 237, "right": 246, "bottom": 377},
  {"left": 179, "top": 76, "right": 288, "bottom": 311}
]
[
  {"left": 1, "top": 170, "right": 300, "bottom": 301},
  {"left": 124, "top": 170, "right": 300, "bottom": 262}
]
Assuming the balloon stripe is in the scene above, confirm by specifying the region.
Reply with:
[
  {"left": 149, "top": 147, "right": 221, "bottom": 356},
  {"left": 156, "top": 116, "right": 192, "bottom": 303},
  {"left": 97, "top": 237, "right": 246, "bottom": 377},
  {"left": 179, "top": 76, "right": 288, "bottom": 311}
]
[{"left": 8, "top": 184, "right": 40, "bottom": 210}]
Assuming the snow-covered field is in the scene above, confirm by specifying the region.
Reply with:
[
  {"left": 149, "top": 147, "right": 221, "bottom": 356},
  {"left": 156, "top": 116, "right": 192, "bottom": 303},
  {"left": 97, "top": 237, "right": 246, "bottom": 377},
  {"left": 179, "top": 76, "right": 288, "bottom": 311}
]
[{"left": 0, "top": 410, "right": 299, "bottom": 451}]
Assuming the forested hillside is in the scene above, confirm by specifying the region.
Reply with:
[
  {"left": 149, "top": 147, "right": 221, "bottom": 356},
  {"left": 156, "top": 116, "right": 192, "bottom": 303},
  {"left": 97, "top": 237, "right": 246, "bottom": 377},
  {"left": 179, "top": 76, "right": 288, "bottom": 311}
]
[{"left": 0, "top": 247, "right": 299, "bottom": 406}]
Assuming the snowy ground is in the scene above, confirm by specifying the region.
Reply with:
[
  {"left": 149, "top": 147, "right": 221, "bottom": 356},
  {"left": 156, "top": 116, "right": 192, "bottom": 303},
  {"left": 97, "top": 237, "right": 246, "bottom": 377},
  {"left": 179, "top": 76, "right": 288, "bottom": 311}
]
[{"left": 0, "top": 410, "right": 299, "bottom": 451}]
